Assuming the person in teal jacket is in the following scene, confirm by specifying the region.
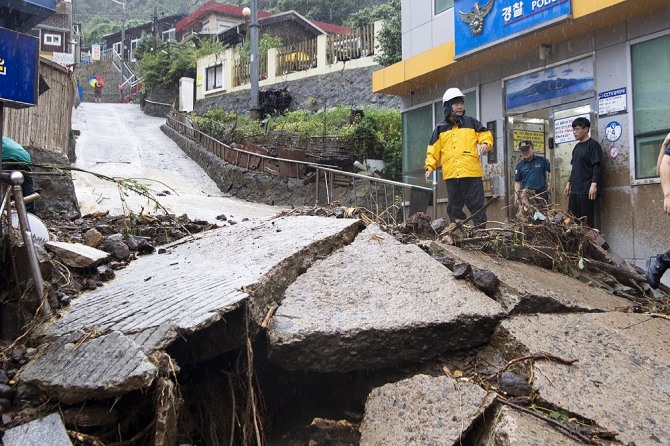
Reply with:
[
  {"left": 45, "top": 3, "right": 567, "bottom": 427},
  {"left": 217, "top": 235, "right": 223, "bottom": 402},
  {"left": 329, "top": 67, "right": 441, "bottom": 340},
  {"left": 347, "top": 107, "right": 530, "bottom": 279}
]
[
  {"left": 2, "top": 136, "right": 35, "bottom": 212},
  {"left": 424, "top": 87, "right": 493, "bottom": 226}
]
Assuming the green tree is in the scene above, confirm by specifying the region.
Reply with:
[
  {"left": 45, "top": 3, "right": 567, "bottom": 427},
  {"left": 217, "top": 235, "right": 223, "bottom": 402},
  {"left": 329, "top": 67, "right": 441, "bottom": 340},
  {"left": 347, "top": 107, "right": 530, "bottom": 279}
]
[
  {"left": 373, "top": 0, "right": 401, "bottom": 67},
  {"left": 83, "top": 15, "right": 119, "bottom": 46},
  {"left": 272, "top": 0, "right": 388, "bottom": 25},
  {"left": 343, "top": 1, "right": 395, "bottom": 28}
]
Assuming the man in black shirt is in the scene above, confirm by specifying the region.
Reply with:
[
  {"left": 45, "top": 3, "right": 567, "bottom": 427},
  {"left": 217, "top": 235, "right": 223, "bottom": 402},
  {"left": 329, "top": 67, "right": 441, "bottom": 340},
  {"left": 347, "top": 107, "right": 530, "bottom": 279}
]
[{"left": 563, "top": 117, "right": 602, "bottom": 227}]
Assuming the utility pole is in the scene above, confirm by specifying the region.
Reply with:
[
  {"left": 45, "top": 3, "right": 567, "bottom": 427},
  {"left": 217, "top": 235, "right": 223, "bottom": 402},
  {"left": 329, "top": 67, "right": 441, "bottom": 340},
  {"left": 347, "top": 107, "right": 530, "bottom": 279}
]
[{"left": 152, "top": 6, "right": 158, "bottom": 53}]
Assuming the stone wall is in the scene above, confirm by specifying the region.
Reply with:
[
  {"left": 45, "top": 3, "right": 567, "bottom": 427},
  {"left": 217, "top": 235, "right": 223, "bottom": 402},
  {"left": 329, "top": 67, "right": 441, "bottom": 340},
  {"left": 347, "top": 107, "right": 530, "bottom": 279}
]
[{"left": 193, "top": 65, "right": 400, "bottom": 115}]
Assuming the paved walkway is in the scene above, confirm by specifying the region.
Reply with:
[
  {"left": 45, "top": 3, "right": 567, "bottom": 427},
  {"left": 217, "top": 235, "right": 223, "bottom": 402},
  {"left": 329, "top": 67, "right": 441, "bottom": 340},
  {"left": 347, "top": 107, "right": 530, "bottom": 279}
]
[{"left": 71, "top": 103, "right": 283, "bottom": 222}]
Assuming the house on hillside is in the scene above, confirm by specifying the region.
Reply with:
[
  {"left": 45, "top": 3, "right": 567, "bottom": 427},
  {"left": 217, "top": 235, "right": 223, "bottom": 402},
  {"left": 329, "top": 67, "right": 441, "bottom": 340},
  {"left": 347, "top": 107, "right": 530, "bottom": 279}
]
[
  {"left": 101, "top": 14, "right": 185, "bottom": 64},
  {"left": 175, "top": 1, "right": 273, "bottom": 41},
  {"left": 372, "top": 0, "right": 670, "bottom": 274},
  {"left": 28, "top": 0, "right": 80, "bottom": 67}
]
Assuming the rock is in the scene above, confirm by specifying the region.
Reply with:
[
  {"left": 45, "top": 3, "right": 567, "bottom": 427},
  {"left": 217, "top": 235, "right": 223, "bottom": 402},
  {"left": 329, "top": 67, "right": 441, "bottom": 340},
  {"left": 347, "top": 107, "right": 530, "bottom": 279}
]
[
  {"left": 99, "top": 234, "right": 131, "bottom": 261},
  {"left": 2, "top": 412, "right": 72, "bottom": 446},
  {"left": 453, "top": 262, "right": 472, "bottom": 279},
  {"left": 360, "top": 374, "right": 494, "bottom": 445},
  {"left": 498, "top": 371, "right": 533, "bottom": 397},
  {"left": 216, "top": 214, "right": 228, "bottom": 221},
  {"left": 97, "top": 265, "right": 116, "bottom": 281},
  {"left": 126, "top": 235, "right": 155, "bottom": 254},
  {"left": 0, "top": 370, "right": 8, "bottom": 385},
  {"left": 10, "top": 349, "right": 25, "bottom": 363},
  {"left": 82, "top": 228, "right": 104, "bottom": 248},
  {"left": 431, "top": 217, "right": 447, "bottom": 232},
  {"left": 0, "top": 384, "right": 16, "bottom": 399},
  {"left": 472, "top": 268, "right": 499, "bottom": 296},
  {"left": 435, "top": 256, "right": 455, "bottom": 270},
  {"left": 44, "top": 241, "right": 110, "bottom": 268},
  {"left": 0, "top": 398, "right": 12, "bottom": 412}
]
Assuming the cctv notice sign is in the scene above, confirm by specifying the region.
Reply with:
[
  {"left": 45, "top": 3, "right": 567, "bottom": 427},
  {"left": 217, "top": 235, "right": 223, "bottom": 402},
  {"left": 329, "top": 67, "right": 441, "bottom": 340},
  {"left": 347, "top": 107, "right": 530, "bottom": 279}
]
[{"left": 0, "top": 26, "right": 39, "bottom": 107}]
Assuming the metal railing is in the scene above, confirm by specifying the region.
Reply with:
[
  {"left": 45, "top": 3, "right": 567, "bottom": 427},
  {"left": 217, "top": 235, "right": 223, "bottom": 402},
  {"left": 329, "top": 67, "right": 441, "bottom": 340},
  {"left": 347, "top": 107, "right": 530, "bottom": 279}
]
[
  {"left": 166, "top": 112, "right": 436, "bottom": 222},
  {"left": 0, "top": 171, "right": 51, "bottom": 318}
]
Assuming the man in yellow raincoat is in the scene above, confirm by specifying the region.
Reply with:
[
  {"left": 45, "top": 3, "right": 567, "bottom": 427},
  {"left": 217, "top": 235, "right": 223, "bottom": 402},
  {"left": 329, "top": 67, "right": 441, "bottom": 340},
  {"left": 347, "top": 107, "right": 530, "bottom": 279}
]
[{"left": 424, "top": 87, "right": 493, "bottom": 227}]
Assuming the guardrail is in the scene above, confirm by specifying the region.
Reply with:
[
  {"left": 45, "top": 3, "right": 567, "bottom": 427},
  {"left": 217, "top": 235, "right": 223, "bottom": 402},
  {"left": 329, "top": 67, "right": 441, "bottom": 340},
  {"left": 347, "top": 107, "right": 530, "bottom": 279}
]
[{"left": 166, "top": 111, "right": 436, "bottom": 222}]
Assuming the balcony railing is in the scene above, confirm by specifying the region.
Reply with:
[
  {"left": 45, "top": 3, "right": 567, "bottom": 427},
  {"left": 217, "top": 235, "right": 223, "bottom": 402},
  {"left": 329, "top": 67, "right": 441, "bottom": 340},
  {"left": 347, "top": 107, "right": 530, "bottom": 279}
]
[{"left": 327, "top": 23, "right": 375, "bottom": 64}]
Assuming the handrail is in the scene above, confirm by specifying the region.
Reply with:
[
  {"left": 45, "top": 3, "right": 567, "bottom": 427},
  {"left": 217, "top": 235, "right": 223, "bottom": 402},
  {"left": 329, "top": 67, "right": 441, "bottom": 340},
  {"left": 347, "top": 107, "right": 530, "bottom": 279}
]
[{"left": 166, "top": 111, "right": 436, "bottom": 221}]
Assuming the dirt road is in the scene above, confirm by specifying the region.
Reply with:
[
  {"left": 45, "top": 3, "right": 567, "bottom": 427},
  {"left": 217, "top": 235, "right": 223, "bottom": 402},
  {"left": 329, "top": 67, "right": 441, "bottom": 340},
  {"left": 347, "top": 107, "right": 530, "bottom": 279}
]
[{"left": 71, "top": 103, "right": 283, "bottom": 221}]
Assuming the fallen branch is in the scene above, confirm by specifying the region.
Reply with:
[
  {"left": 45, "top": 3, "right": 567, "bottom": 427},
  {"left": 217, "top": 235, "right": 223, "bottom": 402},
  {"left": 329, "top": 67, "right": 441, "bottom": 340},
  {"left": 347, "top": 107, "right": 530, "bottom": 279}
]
[
  {"left": 502, "top": 351, "right": 579, "bottom": 373},
  {"left": 494, "top": 397, "right": 603, "bottom": 445}
]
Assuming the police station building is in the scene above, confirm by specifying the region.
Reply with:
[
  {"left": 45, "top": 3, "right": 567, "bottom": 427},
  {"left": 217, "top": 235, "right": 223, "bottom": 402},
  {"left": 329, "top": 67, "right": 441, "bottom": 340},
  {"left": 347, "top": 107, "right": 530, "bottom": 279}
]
[{"left": 373, "top": 0, "right": 670, "bottom": 268}]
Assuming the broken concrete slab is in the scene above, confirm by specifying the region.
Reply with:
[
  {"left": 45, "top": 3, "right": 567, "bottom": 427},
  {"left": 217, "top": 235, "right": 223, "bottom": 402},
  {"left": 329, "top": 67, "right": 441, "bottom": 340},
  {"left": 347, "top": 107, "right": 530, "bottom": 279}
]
[
  {"left": 492, "top": 313, "right": 670, "bottom": 446},
  {"left": 2, "top": 412, "right": 72, "bottom": 446},
  {"left": 18, "top": 331, "right": 157, "bottom": 404},
  {"left": 45, "top": 240, "right": 110, "bottom": 268},
  {"left": 359, "top": 374, "right": 494, "bottom": 445},
  {"left": 26, "top": 217, "right": 360, "bottom": 403},
  {"left": 433, "top": 243, "right": 632, "bottom": 314},
  {"left": 268, "top": 224, "right": 504, "bottom": 372},
  {"left": 476, "top": 406, "right": 582, "bottom": 445}
]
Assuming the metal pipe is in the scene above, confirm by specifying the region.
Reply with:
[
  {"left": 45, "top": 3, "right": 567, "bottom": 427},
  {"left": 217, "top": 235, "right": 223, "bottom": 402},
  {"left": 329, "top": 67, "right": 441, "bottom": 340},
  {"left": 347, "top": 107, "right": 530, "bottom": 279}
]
[
  {"left": 249, "top": 0, "right": 260, "bottom": 119},
  {"left": 8, "top": 173, "right": 51, "bottom": 318}
]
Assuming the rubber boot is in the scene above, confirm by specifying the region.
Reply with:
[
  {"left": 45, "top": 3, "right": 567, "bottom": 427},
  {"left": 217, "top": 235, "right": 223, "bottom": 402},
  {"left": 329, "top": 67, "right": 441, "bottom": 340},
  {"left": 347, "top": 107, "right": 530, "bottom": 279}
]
[{"left": 646, "top": 253, "right": 670, "bottom": 289}]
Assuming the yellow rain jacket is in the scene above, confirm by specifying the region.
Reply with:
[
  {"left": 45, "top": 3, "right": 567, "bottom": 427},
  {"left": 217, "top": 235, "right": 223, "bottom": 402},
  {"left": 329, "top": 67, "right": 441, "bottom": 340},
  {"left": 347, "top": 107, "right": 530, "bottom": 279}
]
[{"left": 424, "top": 115, "right": 493, "bottom": 180}]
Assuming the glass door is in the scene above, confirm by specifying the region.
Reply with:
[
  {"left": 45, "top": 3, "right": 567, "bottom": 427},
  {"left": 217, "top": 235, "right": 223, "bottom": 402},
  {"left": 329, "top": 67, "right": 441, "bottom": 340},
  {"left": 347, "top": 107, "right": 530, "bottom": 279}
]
[
  {"left": 506, "top": 110, "right": 550, "bottom": 217},
  {"left": 549, "top": 104, "right": 594, "bottom": 211}
]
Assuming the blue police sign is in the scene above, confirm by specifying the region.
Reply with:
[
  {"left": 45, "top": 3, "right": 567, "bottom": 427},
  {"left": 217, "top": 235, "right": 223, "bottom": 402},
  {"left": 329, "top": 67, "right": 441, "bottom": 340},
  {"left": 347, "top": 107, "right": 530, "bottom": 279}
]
[
  {"left": 0, "top": 26, "right": 39, "bottom": 107},
  {"left": 455, "top": 0, "right": 571, "bottom": 57}
]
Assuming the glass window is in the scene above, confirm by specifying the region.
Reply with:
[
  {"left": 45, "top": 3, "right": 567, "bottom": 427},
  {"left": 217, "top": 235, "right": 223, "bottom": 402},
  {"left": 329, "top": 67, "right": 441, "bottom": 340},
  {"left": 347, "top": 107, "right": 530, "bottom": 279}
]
[
  {"left": 402, "top": 105, "right": 433, "bottom": 185},
  {"left": 206, "top": 64, "right": 223, "bottom": 91},
  {"left": 632, "top": 33, "right": 670, "bottom": 179},
  {"left": 44, "top": 34, "right": 61, "bottom": 46},
  {"left": 435, "top": 0, "right": 454, "bottom": 15}
]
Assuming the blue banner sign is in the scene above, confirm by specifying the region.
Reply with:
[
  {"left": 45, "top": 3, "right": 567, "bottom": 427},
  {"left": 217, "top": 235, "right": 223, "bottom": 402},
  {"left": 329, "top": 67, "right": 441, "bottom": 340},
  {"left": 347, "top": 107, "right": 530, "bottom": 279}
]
[
  {"left": 455, "top": 0, "right": 571, "bottom": 57},
  {"left": 0, "top": 26, "right": 39, "bottom": 107}
]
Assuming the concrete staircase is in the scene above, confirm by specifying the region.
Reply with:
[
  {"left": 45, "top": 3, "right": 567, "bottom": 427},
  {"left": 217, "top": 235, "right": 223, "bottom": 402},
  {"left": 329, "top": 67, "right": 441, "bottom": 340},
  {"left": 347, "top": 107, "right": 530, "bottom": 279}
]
[{"left": 76, "top": 59, "right": 140, "bottom": 104}]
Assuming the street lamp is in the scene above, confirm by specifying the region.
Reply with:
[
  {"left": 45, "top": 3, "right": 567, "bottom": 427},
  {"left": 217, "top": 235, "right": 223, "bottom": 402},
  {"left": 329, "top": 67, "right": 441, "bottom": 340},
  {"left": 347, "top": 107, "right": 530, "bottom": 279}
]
[
  {"left": 110, "top": 0, "right": 126, "bottom": 101},
  {"left": 242, "top": 1, "right": 260, "bottom": 119}
]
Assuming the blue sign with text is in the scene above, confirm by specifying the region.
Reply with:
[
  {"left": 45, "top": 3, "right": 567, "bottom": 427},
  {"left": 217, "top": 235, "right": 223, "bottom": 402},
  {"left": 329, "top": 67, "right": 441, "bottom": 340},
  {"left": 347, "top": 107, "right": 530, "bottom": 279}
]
[
  {"left": 0, "top": 27, "right": 39, "bottom": 107},
  {"left": 454, "top": 0, "right": 571, "bottom": 57}
]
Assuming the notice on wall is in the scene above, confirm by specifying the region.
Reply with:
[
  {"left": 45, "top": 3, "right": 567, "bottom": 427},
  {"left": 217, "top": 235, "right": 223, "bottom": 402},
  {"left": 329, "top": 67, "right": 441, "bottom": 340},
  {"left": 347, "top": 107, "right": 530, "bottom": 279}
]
[
  {"left": 554, "top": 114, "right": 590, "bottom": 144},
  {"left": 512, "top": 129, "right": 545, "bottom": 152},
  {"left": 598, "top": 87, "right": 626, "bottom": 117}
]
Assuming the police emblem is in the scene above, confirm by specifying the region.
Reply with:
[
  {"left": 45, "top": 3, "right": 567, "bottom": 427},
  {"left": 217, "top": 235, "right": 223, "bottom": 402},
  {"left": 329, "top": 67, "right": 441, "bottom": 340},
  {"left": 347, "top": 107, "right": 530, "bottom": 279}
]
[{"left": 459, "top": 0, "right": 495, "bottom": 36}]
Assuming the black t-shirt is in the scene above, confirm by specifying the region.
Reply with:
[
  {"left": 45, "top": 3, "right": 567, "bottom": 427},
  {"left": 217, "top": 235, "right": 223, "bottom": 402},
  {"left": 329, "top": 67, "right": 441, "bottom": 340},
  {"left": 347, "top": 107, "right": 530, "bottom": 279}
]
[{"left": 569, "top": 138, "right": 602, "bottom": 194}]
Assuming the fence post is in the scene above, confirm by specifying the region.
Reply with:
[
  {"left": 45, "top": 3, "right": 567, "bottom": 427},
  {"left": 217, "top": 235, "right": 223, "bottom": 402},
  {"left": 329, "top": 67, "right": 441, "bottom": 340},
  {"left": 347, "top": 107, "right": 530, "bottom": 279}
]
[
  {"left": 316, "top": 34, "right": 327, "bottom": 71},
  {"left": 267, "top": 47, "right": 278, "bottom": 83}
]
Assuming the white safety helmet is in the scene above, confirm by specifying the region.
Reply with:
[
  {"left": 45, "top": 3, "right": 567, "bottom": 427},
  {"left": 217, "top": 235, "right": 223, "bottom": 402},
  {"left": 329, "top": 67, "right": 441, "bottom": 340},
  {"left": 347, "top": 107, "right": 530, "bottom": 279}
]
[{"left": 443, "top": 87, "right": 465, "bottom": 105}]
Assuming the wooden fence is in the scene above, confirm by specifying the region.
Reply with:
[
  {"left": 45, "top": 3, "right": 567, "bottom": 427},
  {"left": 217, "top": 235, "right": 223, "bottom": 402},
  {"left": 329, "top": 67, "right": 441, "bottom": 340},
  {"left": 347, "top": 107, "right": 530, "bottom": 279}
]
[
  {"left": 232, "top": 53, "right": 269, "bottom": 88},
  {"left": 275, "top": 37, "right": 318, "bottom": 75},
  {"left": 4, "top": 58, "right": 76, "bottom": 156},
  {"left": 327, "top": 24, "right": 375, "bottom": 64}
]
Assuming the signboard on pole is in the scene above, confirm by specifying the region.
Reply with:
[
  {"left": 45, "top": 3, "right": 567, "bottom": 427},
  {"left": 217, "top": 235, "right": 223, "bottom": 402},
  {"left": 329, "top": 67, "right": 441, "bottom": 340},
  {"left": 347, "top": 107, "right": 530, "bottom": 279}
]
[
  {"left": 92, "top": 44, "right": 101, "bottom": 61},
  {"left": 0, "top": 26, "right": 39, "bottom": 107}
]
